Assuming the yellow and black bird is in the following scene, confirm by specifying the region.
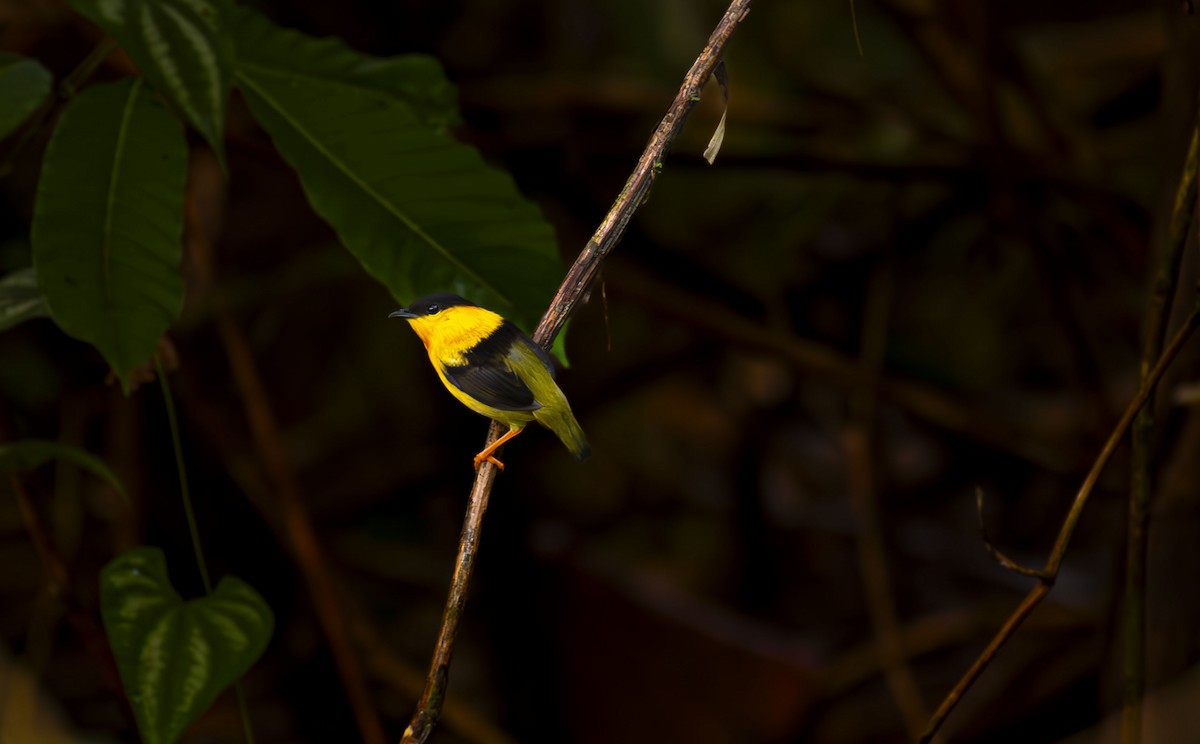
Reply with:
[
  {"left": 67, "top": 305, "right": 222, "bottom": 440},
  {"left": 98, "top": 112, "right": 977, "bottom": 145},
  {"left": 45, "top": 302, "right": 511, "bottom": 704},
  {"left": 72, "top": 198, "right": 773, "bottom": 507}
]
[{"left": 390, "top": 293, "right": 590, "bottom": 470}]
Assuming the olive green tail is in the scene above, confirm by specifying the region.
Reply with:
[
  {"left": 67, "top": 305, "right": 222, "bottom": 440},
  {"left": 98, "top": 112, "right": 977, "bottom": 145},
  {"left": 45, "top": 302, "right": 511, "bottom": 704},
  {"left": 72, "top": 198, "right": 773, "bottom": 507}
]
[{"left": 535, "top": 406, "right": 591, "bottom": 462}]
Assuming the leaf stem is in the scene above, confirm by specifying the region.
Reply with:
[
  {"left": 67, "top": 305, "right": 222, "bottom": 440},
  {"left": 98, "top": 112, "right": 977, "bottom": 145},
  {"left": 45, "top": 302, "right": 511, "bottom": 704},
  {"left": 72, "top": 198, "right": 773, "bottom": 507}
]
[
  {"left": 157, "top": 355, "right": 258, "bottom": 744},
  {"left": 59, "top": 37, "right": 120, "bottom": 100},
  {"left": 157, "top": 355, "right": 212, "bottom": 594}
]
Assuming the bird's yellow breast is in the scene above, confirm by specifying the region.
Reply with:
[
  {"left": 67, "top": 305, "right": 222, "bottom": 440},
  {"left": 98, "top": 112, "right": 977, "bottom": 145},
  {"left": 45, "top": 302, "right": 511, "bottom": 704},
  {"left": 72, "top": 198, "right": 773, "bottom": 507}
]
[{"left": 407, "top": 305, "right": 505, "bottom": 366}]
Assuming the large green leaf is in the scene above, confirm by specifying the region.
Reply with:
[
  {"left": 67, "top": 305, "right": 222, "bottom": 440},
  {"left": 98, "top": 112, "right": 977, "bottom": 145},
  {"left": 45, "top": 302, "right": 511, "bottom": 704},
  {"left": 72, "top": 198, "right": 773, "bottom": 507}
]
[
  {"left": 233, "top": 8, "right": 459, "bottom": 130},
  {"left": 32, "top": 78, "right": 187, "bottom": 393},
  {"left": 0, "top": 438, "right": 128, "bottom": 500},
  {"left": 0, "top": 267, "right": 50, "bottom": 332},
  {"left": 101, "top": 547, "right": 274, "bottom": 744},
  {"left": 232, "top": 11, "right": 563, "bottom": 333},
  {"left": 0, "top": 53, "right": 52, "bottom": 141},
  {"left": 65, "top": 0, "right": 233, "bottom": 162}
]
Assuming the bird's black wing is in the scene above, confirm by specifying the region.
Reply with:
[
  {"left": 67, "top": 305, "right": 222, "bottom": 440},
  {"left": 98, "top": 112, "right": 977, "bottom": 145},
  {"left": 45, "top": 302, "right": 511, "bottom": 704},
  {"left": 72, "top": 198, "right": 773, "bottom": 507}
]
[{"left": 442, "top": 321, "right": 552, "bottom": 412}]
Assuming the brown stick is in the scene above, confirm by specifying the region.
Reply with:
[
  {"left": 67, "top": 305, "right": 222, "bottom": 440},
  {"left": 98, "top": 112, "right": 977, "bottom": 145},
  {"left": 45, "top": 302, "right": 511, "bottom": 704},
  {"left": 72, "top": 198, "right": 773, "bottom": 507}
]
[
  {"left": 844, "top": 252, "right": 929, "bottom": 738},
  {"left": 184, "top": 153, "right": 388, "bottom": 744},
  {"left": 401, "top": 2, "right": 754, "bottom": 741},
  {"left": 920, "top": 301, "right": 1200, "bottom": 743},
  {"left": 7, "top": 473, "right": 128, "bottom": 705}
]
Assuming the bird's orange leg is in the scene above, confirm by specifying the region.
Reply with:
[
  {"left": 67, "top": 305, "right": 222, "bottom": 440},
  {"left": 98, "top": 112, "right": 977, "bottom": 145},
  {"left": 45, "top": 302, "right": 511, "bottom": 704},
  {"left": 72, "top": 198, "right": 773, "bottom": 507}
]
[{"left": 473, "top": 427, "right": 525, "bottom": 470}]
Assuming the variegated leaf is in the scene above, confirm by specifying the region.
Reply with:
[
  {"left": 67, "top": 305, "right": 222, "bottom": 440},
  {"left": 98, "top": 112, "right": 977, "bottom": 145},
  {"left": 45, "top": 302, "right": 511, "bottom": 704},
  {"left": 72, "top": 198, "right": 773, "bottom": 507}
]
[
  {"left": 65, "top": 0, "right": 233, "bottom": 163},
  {"left": 101, "top": 547, "right": 274, "bottom": 744},
  {"left": 0, "top": 267, "right": 50, "bottom": 332}
]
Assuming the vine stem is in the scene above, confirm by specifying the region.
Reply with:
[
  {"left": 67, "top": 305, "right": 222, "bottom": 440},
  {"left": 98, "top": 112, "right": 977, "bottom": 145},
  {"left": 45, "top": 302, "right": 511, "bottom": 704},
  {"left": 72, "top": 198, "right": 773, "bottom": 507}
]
[
  {"left": 156, "top": 356, "right": 257, "bottom": 744},
  {"left": 1121, "top": 117, "right": 1198, "bottom": 744},
  {"left": 400, "top": 1, "right": 753, "bottom": 741},
  {"left": 157, "top": 356, "right": 212, "bottom": 593}
]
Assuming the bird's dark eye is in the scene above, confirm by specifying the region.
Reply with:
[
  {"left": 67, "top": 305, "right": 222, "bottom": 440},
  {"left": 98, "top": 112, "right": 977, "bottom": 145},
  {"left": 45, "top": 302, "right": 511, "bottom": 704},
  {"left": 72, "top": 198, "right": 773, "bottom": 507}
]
[{"left": 426, "top": 304, "right": 440, "bottom": 315}]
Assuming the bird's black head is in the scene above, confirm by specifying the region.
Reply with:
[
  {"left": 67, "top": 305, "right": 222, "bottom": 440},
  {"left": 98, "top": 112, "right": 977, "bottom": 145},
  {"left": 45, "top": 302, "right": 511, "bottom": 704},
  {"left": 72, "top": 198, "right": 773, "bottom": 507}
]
[{"left": 389, "top": 293, "right": 476, "bottom": 319}]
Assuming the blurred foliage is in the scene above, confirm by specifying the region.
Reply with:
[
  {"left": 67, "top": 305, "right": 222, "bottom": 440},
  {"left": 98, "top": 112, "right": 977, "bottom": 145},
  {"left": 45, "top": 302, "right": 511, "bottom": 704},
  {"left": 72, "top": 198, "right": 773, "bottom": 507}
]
[{"left": 1, "top": 1, "right": 1199, "bottom": 743}]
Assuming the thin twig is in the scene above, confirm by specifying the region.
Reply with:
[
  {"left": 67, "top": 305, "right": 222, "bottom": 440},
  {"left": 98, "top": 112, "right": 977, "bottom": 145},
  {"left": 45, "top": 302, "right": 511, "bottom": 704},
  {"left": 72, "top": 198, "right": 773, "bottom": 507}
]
[
  {"left": 182, "top": 152, "right": 388, "bottom": 744},
  {"left": 975, "top": 488, "right": 1049, "bottom": 580},
  {"left": 848, "top": 0, "right": 864, "bottom": 57},
  {"left": 614, "top": 261, "right": 1085, "bottom": 472},
  {"left": 920, "top": 301, "right": 1200, "bottom": 743},
  {"left": 216, "top": 313, "right": 388, "bottom": 744},
  {"left": 7, "top": 473, "right": 129, "bottom": 706},
  {"left": 1122, "top": 117, "right": 1198, "bottom": 744},
  {"left": 401, "top": 2, "right": 754, "bottom": 741},
  {"left": 843, "top": 249, "right": 929, "bottom": 737},
  {"left": 528, "top": 1, "right": 752, "bottom": 349}
]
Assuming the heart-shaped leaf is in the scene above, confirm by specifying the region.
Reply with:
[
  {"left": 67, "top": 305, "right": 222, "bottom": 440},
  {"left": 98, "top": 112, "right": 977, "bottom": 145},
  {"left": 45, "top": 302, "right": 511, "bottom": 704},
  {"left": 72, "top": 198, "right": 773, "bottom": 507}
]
[
  {"left": 0, "top": 267, "right": 50, "bottom": 332},
  {"left": 232, "top": 9, "right": 563, "bottom": 336},
  {"left": 65, "top": 0, "right": 234, "bottom": 164},
  {"left": 32, "top": 78, "right": 187, "bottom": 393},
  {"left": 0, "top": 53, "right": 52, "bottom": 141},
  {"left": 101, "top": 547, "right": 274, "bottom": 744},
  {"left": 0, "top": 438, "right": 127, "bottom": 501}
]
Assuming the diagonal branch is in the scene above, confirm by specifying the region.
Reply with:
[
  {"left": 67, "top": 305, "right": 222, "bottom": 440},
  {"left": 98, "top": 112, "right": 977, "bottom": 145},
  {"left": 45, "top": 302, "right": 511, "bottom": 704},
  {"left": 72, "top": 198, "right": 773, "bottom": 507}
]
[
  {"left": 400, "top": 2, "right": 753, "bottom": 742},
  {"left": 920, "top": 300, "right": 1200, "bottom": 743}
]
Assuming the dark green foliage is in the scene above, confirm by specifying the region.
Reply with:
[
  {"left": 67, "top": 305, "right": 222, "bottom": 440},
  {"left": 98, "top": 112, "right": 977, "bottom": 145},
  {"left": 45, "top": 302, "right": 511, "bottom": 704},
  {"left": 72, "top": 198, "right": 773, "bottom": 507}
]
[
  {"left": 232, "top": 9, "right": 562, "bottom": 334},
  {"left": 0, "top": 438, "right": 128, "bottom": 499},
  {"left": 0, "top": 53, "right": 51, "bottom": 140},
  {"left": 101, "top": 547, "right": 274, "bottom": 744},
  {"left": 31, "top": 79, "right": 187, "bottom": 393},
  {"left": 65, "top": 0, "right": 235, "bottom": 164}
]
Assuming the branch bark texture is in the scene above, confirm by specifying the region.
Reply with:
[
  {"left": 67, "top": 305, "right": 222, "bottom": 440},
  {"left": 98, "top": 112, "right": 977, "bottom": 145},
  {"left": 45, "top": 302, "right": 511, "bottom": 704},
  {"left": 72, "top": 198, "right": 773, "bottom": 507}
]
[{"left": 401, "top": 2, "right": 753, "bottom": 741}]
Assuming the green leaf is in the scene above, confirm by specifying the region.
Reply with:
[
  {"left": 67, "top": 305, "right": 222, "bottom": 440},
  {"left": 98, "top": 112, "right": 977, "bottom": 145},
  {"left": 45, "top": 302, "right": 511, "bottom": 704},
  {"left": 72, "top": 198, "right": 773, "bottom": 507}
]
[
  {"left": 32, "top": 78, "right": 187, "bottom": 393},
  {"left": 0, "top": 438, "right": 128, "bottom": 500},
  {"left": 0, "top": 267, "right": 50, "bottom": 332},
  {"left": 232, "top": 10, "right": 563, "bottom": 335},
  {"left": 232, "top": 8, "right": 459, "bottom": 130},
  {"left": 64, "top": 0, "right": 233, "bottom": 163},
  {"left": 101, "top": 547, "right": 274, "bottom": 744},
  {"left": 0, "top": 53, "right": 52, "bottom": 141}
]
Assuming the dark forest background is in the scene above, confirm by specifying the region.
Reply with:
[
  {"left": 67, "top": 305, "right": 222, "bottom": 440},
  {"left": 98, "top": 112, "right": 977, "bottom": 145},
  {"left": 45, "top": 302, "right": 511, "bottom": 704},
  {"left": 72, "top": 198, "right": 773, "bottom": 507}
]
[{"left": 2, "top": 1, "right": 1200, "bottom": 742}]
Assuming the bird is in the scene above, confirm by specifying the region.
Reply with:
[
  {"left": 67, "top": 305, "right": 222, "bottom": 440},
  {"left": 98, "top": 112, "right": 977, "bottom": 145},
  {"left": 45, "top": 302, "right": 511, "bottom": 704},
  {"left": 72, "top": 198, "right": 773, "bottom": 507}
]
[{"left": 390, "top": 293, "right": 590, "bottom": 470}]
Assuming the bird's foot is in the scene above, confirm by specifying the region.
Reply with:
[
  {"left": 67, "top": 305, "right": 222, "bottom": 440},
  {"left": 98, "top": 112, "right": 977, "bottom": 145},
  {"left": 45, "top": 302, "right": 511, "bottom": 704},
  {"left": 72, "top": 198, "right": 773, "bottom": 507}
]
[{"left": 473, "top": 453, "right": 505, "bottom": 471}]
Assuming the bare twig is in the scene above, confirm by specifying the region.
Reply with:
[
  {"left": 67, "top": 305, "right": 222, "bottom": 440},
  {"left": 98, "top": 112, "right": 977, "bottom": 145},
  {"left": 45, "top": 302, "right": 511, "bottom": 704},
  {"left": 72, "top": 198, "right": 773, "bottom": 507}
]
[
  {"left": 975, "top": 488, "right": 1049, "bottom": 580},
  {"left": 183, "top": 154, "right": 388, "bottom": 744},
  {"left": 7, "top": 473, "right": 128, "bottom": 703},
  {"left": 843, "top": 251, "right": 929, "bottom": 737},
  {"left": 527, "top": 0, "right": 752, "bottom": 349},
  {"left": 920, "top": 301, "right": 1200, "bottom": 743},
  {"left": 400, "top": 2, "right": 754, "bottom": 741},
  {"left": 848, "top": 0, "right": 864, "bottom": 57},
  {"left": 1123, "top": 117, "right": 1199, "bottom": 744},
  {"left": 614, "top": 262, "right": 1085, "bottom": 472}
]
